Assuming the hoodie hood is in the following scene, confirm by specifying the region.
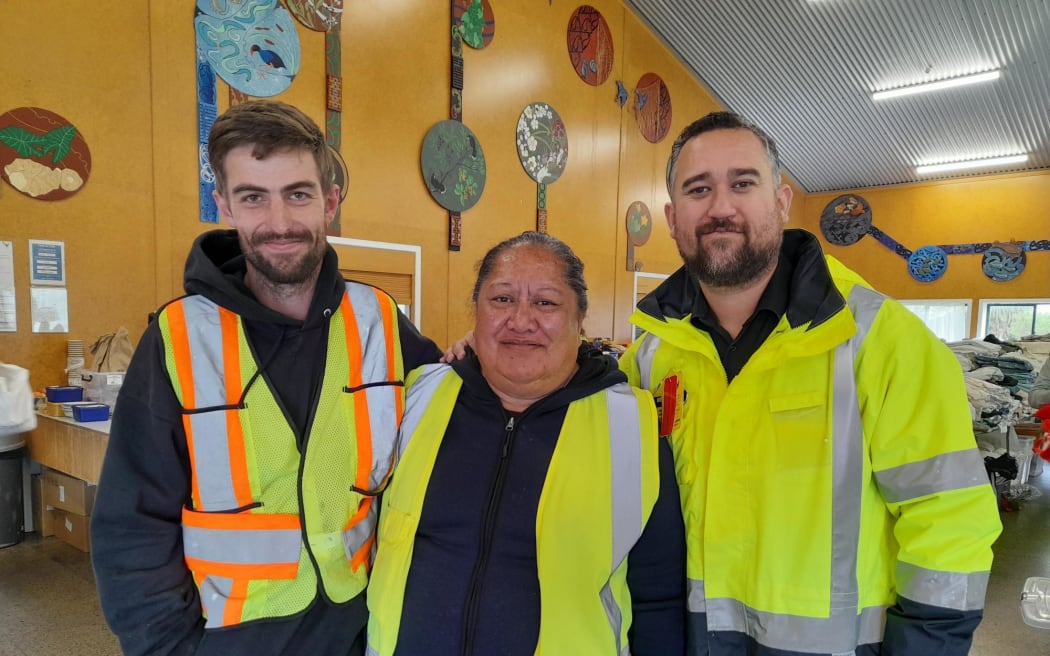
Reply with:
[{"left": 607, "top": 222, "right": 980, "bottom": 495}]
[
  {"left": 451, "top": 341, "right": 627, "bottom": 415},
  {"left": 183, "top": 229, "right": 347, "bottom": 328}
]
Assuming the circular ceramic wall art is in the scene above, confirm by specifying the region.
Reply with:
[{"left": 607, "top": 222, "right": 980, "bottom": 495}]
[
  {"left": 421, "top": 120, "right": 487, "bottom": 213},
  {"left": 0, "top": 107, "right": 91, "bottom": 201},
  {"left": 328, "top": 145, "right": 349, "bottom": 203},
  {"left": 820, "top": 194, "right": 872, "bottom": 246},
  {"left": 567, "top": 5, "right": 614, "bottom": 86},
  {"left": 907, "top": 245, "right": 948, "bottom": 282},
  {"left": 453, "top": 0, "right": 496, "bottom": 49},
  {"left": 982, "top": 242, "right": 1026, "bottom": 282},
  {"left": 286, "top": 0, "right": 342, "bottom": 31},
  {"left": 516, "top": 103, "right": 569, "bottom": 185},
  {"left": 634, "top": 73, "right": 672, "bottom": 143},
  {"left": 194, "top": 0, "right": 301, "bottom": 97},
  {"left": 626, "top": 201, "right": 652, "bottom": 247}
]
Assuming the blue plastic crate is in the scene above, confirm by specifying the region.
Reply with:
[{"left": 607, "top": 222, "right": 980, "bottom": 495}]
[{"left": 72, "top": 403, "right": 109, "bottom": 422}]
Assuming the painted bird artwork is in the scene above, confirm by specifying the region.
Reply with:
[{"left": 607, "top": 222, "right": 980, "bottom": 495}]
[
  {"left": 615, "top": 80, "right": 628, "bottom": 107},
  {"left": 250, "top": 44, "right": 288, "bottom": 71}
]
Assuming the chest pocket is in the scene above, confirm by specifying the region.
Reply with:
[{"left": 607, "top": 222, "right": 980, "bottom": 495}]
[{"left": 769, "top": 391, "right": 831, "bottom": 471}]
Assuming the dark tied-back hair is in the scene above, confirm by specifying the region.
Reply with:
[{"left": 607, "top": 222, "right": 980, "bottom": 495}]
[
  {"left": 472, "top": 231, "right": 588, "bottom": 317},
  {"left": 665, "top": 111, "right": 784, "bottom": 195},
  {"left": 208, "top": 99, "right": 335, "bottom": 196}
]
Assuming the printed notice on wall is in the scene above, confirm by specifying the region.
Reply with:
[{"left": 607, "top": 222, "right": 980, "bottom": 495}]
[
  {"left": 0, "top": 241, "right": 15, "bottom": 332},
  {"left": 29, "top": 239, "right": 66, "bottom": 286},
  {"left": 31, "top": 287, "right": 69, "bottom": 333}
]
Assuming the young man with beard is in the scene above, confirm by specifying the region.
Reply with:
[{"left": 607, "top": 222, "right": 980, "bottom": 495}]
[
  {"left": 620, "top": 111, "right": 1002, "bottom": 655},
  {"left": 91, "top": 100, "right": 441, "bottom": 656}
]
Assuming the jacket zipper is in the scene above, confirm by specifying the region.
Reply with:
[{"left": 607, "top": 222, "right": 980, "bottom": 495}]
[{"left": 461, "top": 415, "right": 517, "bottom": 656}]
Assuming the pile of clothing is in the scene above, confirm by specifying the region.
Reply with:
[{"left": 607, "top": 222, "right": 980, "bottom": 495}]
[{"left": 947, "top": 336, "right": 1039, "bottom": 431}]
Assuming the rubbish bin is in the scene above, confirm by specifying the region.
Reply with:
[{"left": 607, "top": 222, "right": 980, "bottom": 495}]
[{"left": 0, "top": 436, "right": 25, "bottom": 548}]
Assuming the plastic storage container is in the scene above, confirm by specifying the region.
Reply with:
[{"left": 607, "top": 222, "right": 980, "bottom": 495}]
[
  {"left": 0, "top": 436, "right": 25, "bottom": 548},
  {"left": 45, "top": 386, "right": 83, "bottom": 403},
  {"left": 79, "top": 370, "right": 125, "bottom": 409},
  {"left": 72, "top": 403, "right": 110, "bottom": 422}
]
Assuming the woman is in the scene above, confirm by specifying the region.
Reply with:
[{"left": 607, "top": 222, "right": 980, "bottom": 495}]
[{"left": 367, "top": 232, "right": 685, "bottom": 655}]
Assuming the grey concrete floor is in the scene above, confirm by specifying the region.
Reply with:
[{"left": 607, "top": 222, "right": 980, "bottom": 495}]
[{"left": 0, "top": 471, "right": 1048, "bottom": 655}]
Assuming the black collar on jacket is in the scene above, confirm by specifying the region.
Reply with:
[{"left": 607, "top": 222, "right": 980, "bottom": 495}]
[{"left": 637, "top": 229, "right": 846, "bottom": 331}]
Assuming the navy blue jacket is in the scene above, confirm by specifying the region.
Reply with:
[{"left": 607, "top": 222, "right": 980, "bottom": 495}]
[{"left": 393, "top": 345, "right": 687, "bottom": 655}]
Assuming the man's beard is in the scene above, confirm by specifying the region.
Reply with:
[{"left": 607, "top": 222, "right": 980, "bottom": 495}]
[
  {"left": 679, "top": 217, "right": 781, "bottom": 289},
  {"left": 242, "top": 228, "right": 326, "bottom": 286}
]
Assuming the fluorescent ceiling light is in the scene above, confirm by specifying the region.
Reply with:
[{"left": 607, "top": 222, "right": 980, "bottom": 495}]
[
  {"left": 916, "top": 154, "right": 1028, "bottom": 175},
  {"left": 872, "top": 70, "right": 1000, "bottom": 101}
]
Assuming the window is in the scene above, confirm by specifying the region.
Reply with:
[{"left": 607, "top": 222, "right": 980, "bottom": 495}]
[
  {"left": 899, "top": 299, "right": 971, "bottom": 342},
  {"left": 632, "top": 272, "right": 669, "bottom": 341},
  {"left": 327, "top": 237, "right": 422, "bottom": 328},
  {"left": 978, "top": 299, "right": 1050, "bottom": 341}
]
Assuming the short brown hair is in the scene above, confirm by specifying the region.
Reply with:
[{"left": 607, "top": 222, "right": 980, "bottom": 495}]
[{"left": 208, "top": 100, "right": 334, "bottom": 196}]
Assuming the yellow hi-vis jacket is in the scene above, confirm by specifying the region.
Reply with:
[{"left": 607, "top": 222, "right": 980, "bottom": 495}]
[
  {"left": 366, "top": 364, "right": 659, "bottom": 655},
  {"left": 621, "top": 255, "right": 1001, "bottom": 654},
  {"left": 157, "top": 282, "right": 404, "bottom": 629}
]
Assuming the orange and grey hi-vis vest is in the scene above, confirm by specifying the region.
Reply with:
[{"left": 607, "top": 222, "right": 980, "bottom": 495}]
[{"left": 157, "top": 281, "right": 405, "bottom": 629}]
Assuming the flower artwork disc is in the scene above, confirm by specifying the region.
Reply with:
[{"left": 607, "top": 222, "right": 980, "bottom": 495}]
[
  {"left": 567, "top": 5, "right": 614, "bottom": 86},
  {"left": 820, "top": 194, "right": 872, "bottom": 246},
  {"left": 421, "top": 120, "right": 487, "bottom": 213},
  {"left": 633, "top": 73, "right": 672, "bottom": 143},
  {"left": 0, "top": 107, "right": 91, "bottom": 201},
  {"left": 516, "top": 103, "right": 569, "bottom": 185},
  {"left": 194, "top": 0, "right": 301, "bottom": 97},
  {"left": 982, "top": 243, "right": 1026, "bottom": 282},
  {"left": 907, "top": 246, "right": 948, "bottom": 282}
]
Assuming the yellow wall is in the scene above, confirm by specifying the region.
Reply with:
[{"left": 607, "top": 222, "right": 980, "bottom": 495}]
[
  {"left": 799, "top": 170, "right": 1050, "bottom": 337},
  {"left": 2, "top": 1, "right": 1045, "bottom": 388}
]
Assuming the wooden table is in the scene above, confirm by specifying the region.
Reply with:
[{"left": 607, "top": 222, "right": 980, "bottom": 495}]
[{"left": 25, "top": 414, "right": 110, "bottom": 485}]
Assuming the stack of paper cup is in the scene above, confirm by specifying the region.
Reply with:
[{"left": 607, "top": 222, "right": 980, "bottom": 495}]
[{"left": 67, "top": 339, "right": 85, "bottom": 387}]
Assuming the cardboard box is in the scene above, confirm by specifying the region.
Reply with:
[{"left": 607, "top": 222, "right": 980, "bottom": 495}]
[
  {"left": 41, "top": 468, "right": 96, "bottom": 516},
  {"left": 48, "top": 507, "right": 90, "bottom": 552},
  {"left": 30, "top": 476, "right": 52, "bottom": 537}
]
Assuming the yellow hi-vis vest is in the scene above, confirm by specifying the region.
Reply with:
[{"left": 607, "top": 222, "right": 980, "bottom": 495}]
[
  {"left": 157, "top": 282, "right": 405, "bottom": 629},
  {"left": 366, "top": 364, "right": 660, "bottom": 656},
  {"left": 624, "top": 264, "right": 998, "bottom": 654}
]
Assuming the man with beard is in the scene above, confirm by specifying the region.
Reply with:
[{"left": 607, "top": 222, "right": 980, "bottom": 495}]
[
  {"left": 620, "top": 111, "right": 1001, "bottom": 655},
  {"left": 91, "top": 100, "right": 441, "bottom": 656}
]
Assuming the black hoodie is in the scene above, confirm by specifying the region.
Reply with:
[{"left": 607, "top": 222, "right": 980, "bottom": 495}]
[
  {"left": 392, "top": 344, "right": 686, "bottom": 655},
  {"left": 91, "top": 230, "right": 441, "bottom": 656}
]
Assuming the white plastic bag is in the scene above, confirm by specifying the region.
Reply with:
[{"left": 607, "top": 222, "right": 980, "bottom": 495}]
[{"left": 0, "top": 362, "right": 37, "bottom": 438}]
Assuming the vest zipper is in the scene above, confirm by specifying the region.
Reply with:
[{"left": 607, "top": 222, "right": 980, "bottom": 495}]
[{"left": 460, "top": 415, "right": 517, "bottom": 656}]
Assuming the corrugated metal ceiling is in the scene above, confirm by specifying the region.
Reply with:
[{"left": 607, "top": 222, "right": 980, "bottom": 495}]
[{"left": 625, "top": 0, "right": 1050, "bottom": 193}]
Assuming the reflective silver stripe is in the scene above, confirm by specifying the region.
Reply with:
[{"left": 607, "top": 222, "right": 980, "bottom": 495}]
[
  {"left": 365, "top": 645, "right": 379, "bottom": 656},
  {"left": 602, "top": 383, "right": 646, "bottom": 655},
  {"left": 897, "top": 562, "right": 990, "bottom": 611},
  {"left": 183, "top": 525, "right": 301, "bottom": 565},
  {"left": 179, "top": 297, "right": 239, "bottom": 509},
  {"left": 876, "top": 449, "right": 990, "bottom": 504},
  {"left": 343, "top": 501, "right": 378, "bottom": 563},
  {"left": 632, "top": 335, "right": 661, "bottom": 391},
  {"left": 346, "top": 283, "right": 399, "bottom": 490},
  {"left": 396, "top": 364, "right": 452, "bottom": 460},
  {"left": 687, "top": 578, "right": 706, "bottom": 613},
  {"left": 600, "top": 581, "right": 624, "bottom": 654},
  {"left": 606, "top": 384, "right": 643, "bottom": 570},
  {"left": 706, "top": 597, "right": 886, "bottom": 652},
  {"left": 199, "top": 575, "right": 233, "bottom": 629}
]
